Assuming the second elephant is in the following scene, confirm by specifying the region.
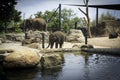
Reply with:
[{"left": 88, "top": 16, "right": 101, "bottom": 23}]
[
  {"left": 24, "top": 18, "right": 47, "bottom": 31},
  {"left": 47, "top": 31, "right": 66, "bottom": 48}
]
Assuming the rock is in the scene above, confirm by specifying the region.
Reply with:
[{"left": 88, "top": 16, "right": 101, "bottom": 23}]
[
  {"left": 22, "top": 38, "right": 41, "bottom": 46},
  {"left": 81, "top": 44, "right": 94, "bottom": 49},
  {"left": 15, "top": 34, "right": 24, "bottom": 42},
  {"left": 26, "top": 30, "right": 49, "bottom": 43},
  {"left": 26, "top": 43, "right": 41, "bottom": 49},
  {"left": 66, "top": 29, "right": 85, "bottom": 43},
  {"left": 72, "top": 44, "right": 80, "bottom": 49},
  {"left": 21, "top": 37, "right": 41, "bottom": 50},
  {"left": 5, "top": 33, "right": 24, "bottom": 42},
  {"left": 22, "top": 39, "right": 32, "bottom": 46},
  {"left": 0, "top": 49, "right": 14, "bottom": 54},
  {"left": 40, "top": 53, "right": 64, "bottom": 69},
  {"left": 0, "top": 40, "right": 1, "bottom": 45},
  {"left": 3, "top": 46, "right": 42, "bottom": 68},
  {"left": 109, "top": 32, "right": 118, "bottom": 39},
  {"left": 81, "top": 48, "right": 120, "bottom": 56},
  {"left": 0, "top": 37, "right": 6, "bottom": 43}
]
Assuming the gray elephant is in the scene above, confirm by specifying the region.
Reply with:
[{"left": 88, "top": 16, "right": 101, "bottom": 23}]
[
  {"left": 23, "top": 18, "right": 47, "bottom": 31},
  {"left": 47, "top": 31, "right": 66, "bottom": 48}
]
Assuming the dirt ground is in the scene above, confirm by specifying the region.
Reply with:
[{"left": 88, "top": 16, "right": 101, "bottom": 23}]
[
  {"left": 0, "top": 37, "right": 120, "bottom": 49},
  {"left": 88, "top": 37, "right": 120, "bottom": 48},
  {"left": 62, "top": 37, "right": 120, "bottom": 48}
]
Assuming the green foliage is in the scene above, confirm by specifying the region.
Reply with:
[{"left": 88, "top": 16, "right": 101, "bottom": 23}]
[
  {"left": 0, "top": 0, "right": 22, "bottom": 33},
  {"left": 91, "top": 11, "right": 116, "bottom": 27},
  {"left": 35, "top": 10, "right": 59, "bottom": 31},
  {"left": 99, "top": 11, "right": 116, "bottom": 22},
  {"left": 0, "top": 0, "right": 17, "bottom": 22},
  {"left": 61, "top": 8, "right": 76, "bottom": 29},
  {"left": 34, "top": 8, "right": 84, "bottom": 32},
  {"left": 13, "top": 10, "right": 22, "bottom": 22},
  {"left": 62, "top": 22, "right": 69, "bottom": 33},
  {"left": 34, "top": 11, "right": 43, "bottom": 18},
  {"left": 14, "top": 23, "right": 22, "bottom": 33}
]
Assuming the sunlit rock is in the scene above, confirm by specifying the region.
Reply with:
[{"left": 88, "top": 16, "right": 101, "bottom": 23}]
[
  {"left": 40, "top": 53, "right": 64, "bottom": 69},
  {"left": 26, "top": 43, "right": 41, "bottom": 49},
  {"left": 81, "top": 44, "right": 94, "bottom": 49},
  {"left": 3, "top": 46, "right": 41, "bottom": 68},
  {"left": 66, "top": 29, "right": 85, "bottom": 43}
]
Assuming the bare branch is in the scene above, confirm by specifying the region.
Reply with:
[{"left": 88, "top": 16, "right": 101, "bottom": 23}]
[
  {"left": 83, "top": 0, "right": 89, "bottom": 5},
  {"left": 78, "top": 8, "right": 87, "bottom": 16},
  {"left": 83, "top": 0, "right": 86, "bottom": 5},
  {"left": 86, "top": 0, "right": 89, "bottom": 3}
]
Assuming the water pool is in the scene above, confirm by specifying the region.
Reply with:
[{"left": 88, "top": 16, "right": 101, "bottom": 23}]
[{"left": 1, "top": 52, "right": 120, "bottom": 80}]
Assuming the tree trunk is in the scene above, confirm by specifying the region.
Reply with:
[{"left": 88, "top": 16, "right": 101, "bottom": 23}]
[
  {"left": 78, "top": 0, "right": 92, "bottom": 38},
  {"left": 86, "top": 2, "right": 92, "bottom": 38},
  {"left": 87, "top": 15, "right": 92, "bottom": 38},
  {"left": 4, "top": 22, "right": 7, "bottom": 33}
]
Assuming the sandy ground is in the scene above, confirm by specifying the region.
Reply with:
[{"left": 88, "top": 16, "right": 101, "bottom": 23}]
[
  {"left": 62, "top": 37, "right": 120, "bottom": 48},
  {"left": 44, "top": 37, "right": 120, "bottom": 49},
  {"left": 0, "top": 37, "right": 120, "bottom": 49},
  {"left": 88, "top": 37, "right": 120, "bottom": 48}
]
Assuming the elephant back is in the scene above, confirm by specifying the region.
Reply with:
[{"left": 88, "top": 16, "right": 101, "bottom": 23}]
[
  {"left": 32, "top": 18, "right": 46, "bottom": 31},
  {"left": 54, "top": 31, "right": 66, "bottom": 42},
  {"left": 23, "top": 18, "right": 47, "bottom": 31}
]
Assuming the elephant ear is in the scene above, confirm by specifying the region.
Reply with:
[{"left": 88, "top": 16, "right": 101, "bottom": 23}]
[
  {"left": 25, "top": 19, "right": 32, "bottom": 30},
  {"left": 50, "top": 33, "right": 57, "bottom": 41}
]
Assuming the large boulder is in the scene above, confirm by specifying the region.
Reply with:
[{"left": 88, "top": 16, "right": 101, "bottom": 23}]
[
  {"left": 22, "top": 36, "right": 41, "bottom": 49},
  {"left": 0, "top": 40, "right": 1, "bottom": 45},
  {"left": 40, "top": 53, "right": 64, "bottom": 69},
  {"left": 0, "top": 37, "right": 7, "bottom": 43},
  {"left": 26, "top": 30, "right": 49, "bottom": 43},
  {"left": 109, "top": 32, "right": 118, "bottom": 39},
  {"left": 3, "top": 46, "right": 42, "bottom": 68},
  {"left": 5, "top": 33, "right": 24, "bottom": 42},
  {"left": 26, "top": 43, "right": 41, "bottom": 49},
  {"left": 66, "top": 29, "right": 85, "bottom": 43},
  {"left": 22, "top": 38, "right": 41, "bottom": 46}
]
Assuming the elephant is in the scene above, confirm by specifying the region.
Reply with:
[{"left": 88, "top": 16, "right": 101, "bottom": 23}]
[
  {"left": 22, "top": 18, "right": 47, "bottom": 31},
  {"left": 47, "top": 31, "right": 66, "bottom": 48}
]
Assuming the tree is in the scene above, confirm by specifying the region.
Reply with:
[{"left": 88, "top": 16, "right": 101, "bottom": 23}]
[
  {"left": 12, "top": 9, "right": 22, "bottom": 32},
  {"left": 61, "top": 8, "right": 76, "bottom": 29},
  {"left": 99, "top": 12, "right": 116, "bottom": 22},
  {"left": 34, "top": 11, "right": 43, "bottom": 18},
  {"left": 91, "top": 12, "right": 117, "bottom": 36},
  {"left": 78, "top": 0, "right": 92, "bottom": 38},
  {"left": 34, "top": 8, "right": 83, "bottom": 32},
  {"left": 13, "top": 10, "right": 22, "bottom": 23},
  {"left": 0, "top": 0, "right": 18, "bottom": 33},
  {"left": 35, "top": 10, "right": 59, "bottom": 31}
]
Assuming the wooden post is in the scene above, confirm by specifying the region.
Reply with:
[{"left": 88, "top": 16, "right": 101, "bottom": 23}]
[
  {"left": 59, "top": 4, "right": 61, "bottom": 31},
  {"left": 75, "top": 22, "right": 77, "bottom": 29},
  {"left": 85, "top": 28, "right": 88, "bottom": 45},
  {"left": 41, "top": 32, "right": 45, "bottom": 48},
  {"left": 96, "top": 8, "right": 98, "bottom": 27},
  {"left": 4, "top": 22, "right": 7, "bottom": 33},
  {"left": 23, "top": 13, "right": 27, "bottom": 39}
]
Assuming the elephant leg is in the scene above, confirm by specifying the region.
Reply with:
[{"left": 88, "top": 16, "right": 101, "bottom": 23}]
[
  {"left": 59, "top": 43, "right": 63, "bottom": 48},
  {"left": 50, "top": 42, "right": 54, "bottom": 48},
  {"left": 55, "top": 42, "right": 58, "bottom": 48}
]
